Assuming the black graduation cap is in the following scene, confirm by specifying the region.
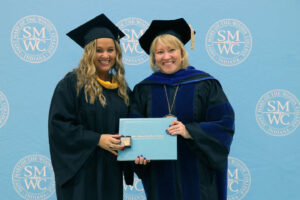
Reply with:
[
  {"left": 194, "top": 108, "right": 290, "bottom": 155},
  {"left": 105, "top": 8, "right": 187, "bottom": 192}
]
[
  {"left": 67, "top": 13, "right": 125, "bottom": 48},
  {"left": 139, "top": 18, "right": 195, "bottom": 54}
]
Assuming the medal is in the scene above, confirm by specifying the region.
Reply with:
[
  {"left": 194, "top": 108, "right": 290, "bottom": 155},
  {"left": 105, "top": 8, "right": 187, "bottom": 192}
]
[
  {"left": 164, "top": 114, "right": 176, "bottom": 118},
  {"left": 163, "top": 85, "right": 179, "bottom": 118},
  {"left": 120, "top": 136, "right": 131, "bottom": 148}
]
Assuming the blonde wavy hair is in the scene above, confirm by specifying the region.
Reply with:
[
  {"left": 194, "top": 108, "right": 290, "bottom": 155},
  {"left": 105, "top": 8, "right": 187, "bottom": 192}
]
[
  {"left": 74, "top": 39, "right": 129, "bottom": 107},
  {"left": 149, "top": 34, "right": 189, "bottom": 72}
]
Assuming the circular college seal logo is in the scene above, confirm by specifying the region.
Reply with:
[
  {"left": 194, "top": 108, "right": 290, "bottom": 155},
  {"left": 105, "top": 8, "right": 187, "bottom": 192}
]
[
  {"left": 123, "top": 175, "right": 146, "bottom": 200},
  {"left": 205, "top": 19, "right": 252, "bottom": 66},
  {"left": 117, "top": 17, "right": 149, "bottom": 66},
  {"left": 0, "top": 91, "right": 9, "bottom": 128},
  {"left": 227, "top": 157, "right": 251, "bottom": 200},
  {"left": 12, "top": 154, "right": 55, "bottom": 200},
  {"left": 11, "top": 15, "right": 58, "bottom": 63},
  {"left": 255, "top": 89, "right": 300, "bottom": 136}
]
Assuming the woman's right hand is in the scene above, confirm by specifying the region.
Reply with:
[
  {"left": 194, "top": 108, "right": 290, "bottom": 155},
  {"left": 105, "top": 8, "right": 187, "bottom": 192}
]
[
  {"left": 98, "top": 134, "right": 124, "bottom": 156},
  {"left": 135, "top": 155, "right": 150, "bottom": 165}
]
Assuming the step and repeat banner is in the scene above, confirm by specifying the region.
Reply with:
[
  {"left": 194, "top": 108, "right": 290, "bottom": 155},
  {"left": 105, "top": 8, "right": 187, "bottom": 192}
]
[{"left": 1, "top": 0, "right": 299, "bottom": 199}]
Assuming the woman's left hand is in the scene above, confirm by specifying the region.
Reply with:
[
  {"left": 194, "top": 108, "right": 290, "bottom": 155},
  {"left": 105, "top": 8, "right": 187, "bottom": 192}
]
[{"left": 167, "top": 120, "right": 192, "bottom": 139}]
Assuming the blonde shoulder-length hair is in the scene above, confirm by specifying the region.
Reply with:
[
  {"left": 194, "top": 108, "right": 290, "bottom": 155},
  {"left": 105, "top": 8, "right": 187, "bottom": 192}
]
[
  {"left": 74, "top": 39, "right": 129, "bottom": 107},
  {"left": 149, "top": 34, "right": 189, "bottom": 72}
]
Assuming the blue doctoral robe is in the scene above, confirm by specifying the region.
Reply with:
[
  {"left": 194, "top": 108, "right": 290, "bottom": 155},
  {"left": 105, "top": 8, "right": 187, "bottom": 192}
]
[{"left": 130, "top": 66, "right": 235, "bottom": 200}]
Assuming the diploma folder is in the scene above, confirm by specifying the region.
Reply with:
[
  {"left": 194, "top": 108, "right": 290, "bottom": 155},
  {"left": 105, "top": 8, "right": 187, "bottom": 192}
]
[{"left": 117, "top": 118, "right": 177, "bottom": 161}]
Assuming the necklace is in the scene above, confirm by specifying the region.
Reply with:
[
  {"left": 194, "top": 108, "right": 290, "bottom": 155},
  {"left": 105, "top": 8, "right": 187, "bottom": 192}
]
[{"left": 163, "top": 85, "right": 179, "bottom": 118}]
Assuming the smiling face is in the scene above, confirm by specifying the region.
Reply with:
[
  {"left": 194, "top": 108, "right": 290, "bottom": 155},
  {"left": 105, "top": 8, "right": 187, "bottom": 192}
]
[
  {"left": 149, "top": 34, "right": 189, "bottom": 74},
  {"left": 154, "top": 41, "right": 182, "bottom": 74},
  {"left": 93, "top": 38, "right": 116, "bottom": 80}
]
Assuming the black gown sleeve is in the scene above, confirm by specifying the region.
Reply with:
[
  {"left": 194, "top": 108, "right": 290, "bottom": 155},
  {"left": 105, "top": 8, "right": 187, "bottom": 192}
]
[
  {"left": 128, "top": 84, "right": 151, "bottom": 178},
  {"left": 48, "top": 73, "right": 101, "bottom": 186},
  {"left": 121, "top": 86, "right": 134, "bottom": 186},
  {"left": 129, "top": 84, "right": 149, "bottom": 118},
  {"left": 185, "top": 79, "right": 235, "bottom": 171}
]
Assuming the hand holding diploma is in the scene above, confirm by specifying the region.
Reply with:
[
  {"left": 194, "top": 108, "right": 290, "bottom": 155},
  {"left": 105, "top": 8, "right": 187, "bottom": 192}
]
[
  {"left": 166, "top": 120, "right": 192, "bottom": 139},
  {"left": 135, "top": 155, "right": 150, "bottom": 165}
]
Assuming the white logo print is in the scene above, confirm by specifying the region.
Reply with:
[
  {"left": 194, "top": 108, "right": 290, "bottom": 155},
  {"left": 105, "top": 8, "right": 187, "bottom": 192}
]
[
  {"left": 12, "top": 154, "right": 55, "bottom": 200},
  {"left": 205, "top": 19, "right": 252, "bottom": 66},
  {"left": 123, "top": 175, "right": 146, "bottom": 200},
  {"left": 255, "top": 89, "right": 300, "bottom": 136},
  {"left": 11, "top": 15, "right": 58, "bottom": 63},
  {"left": 117, "top": 17, "right": 149, "bottom": 66},
  {"left": 227, "top": 157, "right": 251, "bottom": 200},
  {"left": 0, "top": 91, "right": 9, "bottom": 128}
]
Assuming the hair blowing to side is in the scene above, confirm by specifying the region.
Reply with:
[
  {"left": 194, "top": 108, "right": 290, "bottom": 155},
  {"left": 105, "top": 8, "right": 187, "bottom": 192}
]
[{"left": 74, "top": 39, "right": 129, "bottom": 107}]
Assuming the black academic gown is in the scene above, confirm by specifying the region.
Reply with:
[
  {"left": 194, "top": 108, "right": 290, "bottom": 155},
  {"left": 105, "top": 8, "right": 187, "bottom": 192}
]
[
  {"left": 130, "top": 66, "right": 235, "bottom": 200},
  {"left": 48, "top": 72, "right": 133, "bottom": 200}
]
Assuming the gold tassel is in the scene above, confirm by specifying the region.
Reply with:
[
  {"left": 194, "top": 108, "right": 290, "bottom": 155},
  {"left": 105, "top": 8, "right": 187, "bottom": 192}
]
[
  {"left": 189, "top": 24, "right": 195, "bottom": 50},
  {"left": 117, "top": 34, "right": 120, "bottom": 43}
]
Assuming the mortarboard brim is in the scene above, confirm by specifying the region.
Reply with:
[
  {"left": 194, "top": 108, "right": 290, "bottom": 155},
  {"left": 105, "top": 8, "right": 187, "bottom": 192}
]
[
  {"left": 67, "top": 13, "right": 125, "bottom": 48},
  {"left": 139, "top": 18, "right": 195, "bottom": 54}
]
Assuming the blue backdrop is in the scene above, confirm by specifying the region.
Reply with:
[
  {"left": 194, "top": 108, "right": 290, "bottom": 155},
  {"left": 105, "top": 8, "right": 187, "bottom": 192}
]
[{"left": 1, "top": 0, "right": 299, "bottom": 199}]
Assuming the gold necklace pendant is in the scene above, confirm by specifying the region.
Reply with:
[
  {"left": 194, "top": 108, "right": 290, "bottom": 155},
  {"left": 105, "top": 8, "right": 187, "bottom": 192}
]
[
  {"left": 163, "top": 85, "right": 179, "bottom": 118},
  {"left": 164, "top": 114, "right": 176, "bottom": 118}
]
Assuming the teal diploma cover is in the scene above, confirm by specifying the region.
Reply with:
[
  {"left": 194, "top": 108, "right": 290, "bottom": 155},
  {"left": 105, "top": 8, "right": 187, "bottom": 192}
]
[{"left": 117, "top": 118, "right": 177, "bottom": 161}]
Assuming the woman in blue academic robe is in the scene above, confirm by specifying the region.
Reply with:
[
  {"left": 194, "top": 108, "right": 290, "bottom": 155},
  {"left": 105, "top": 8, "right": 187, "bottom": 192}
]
[{"left": 131, "top": 18, "right": 235, "bottom": 200}]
